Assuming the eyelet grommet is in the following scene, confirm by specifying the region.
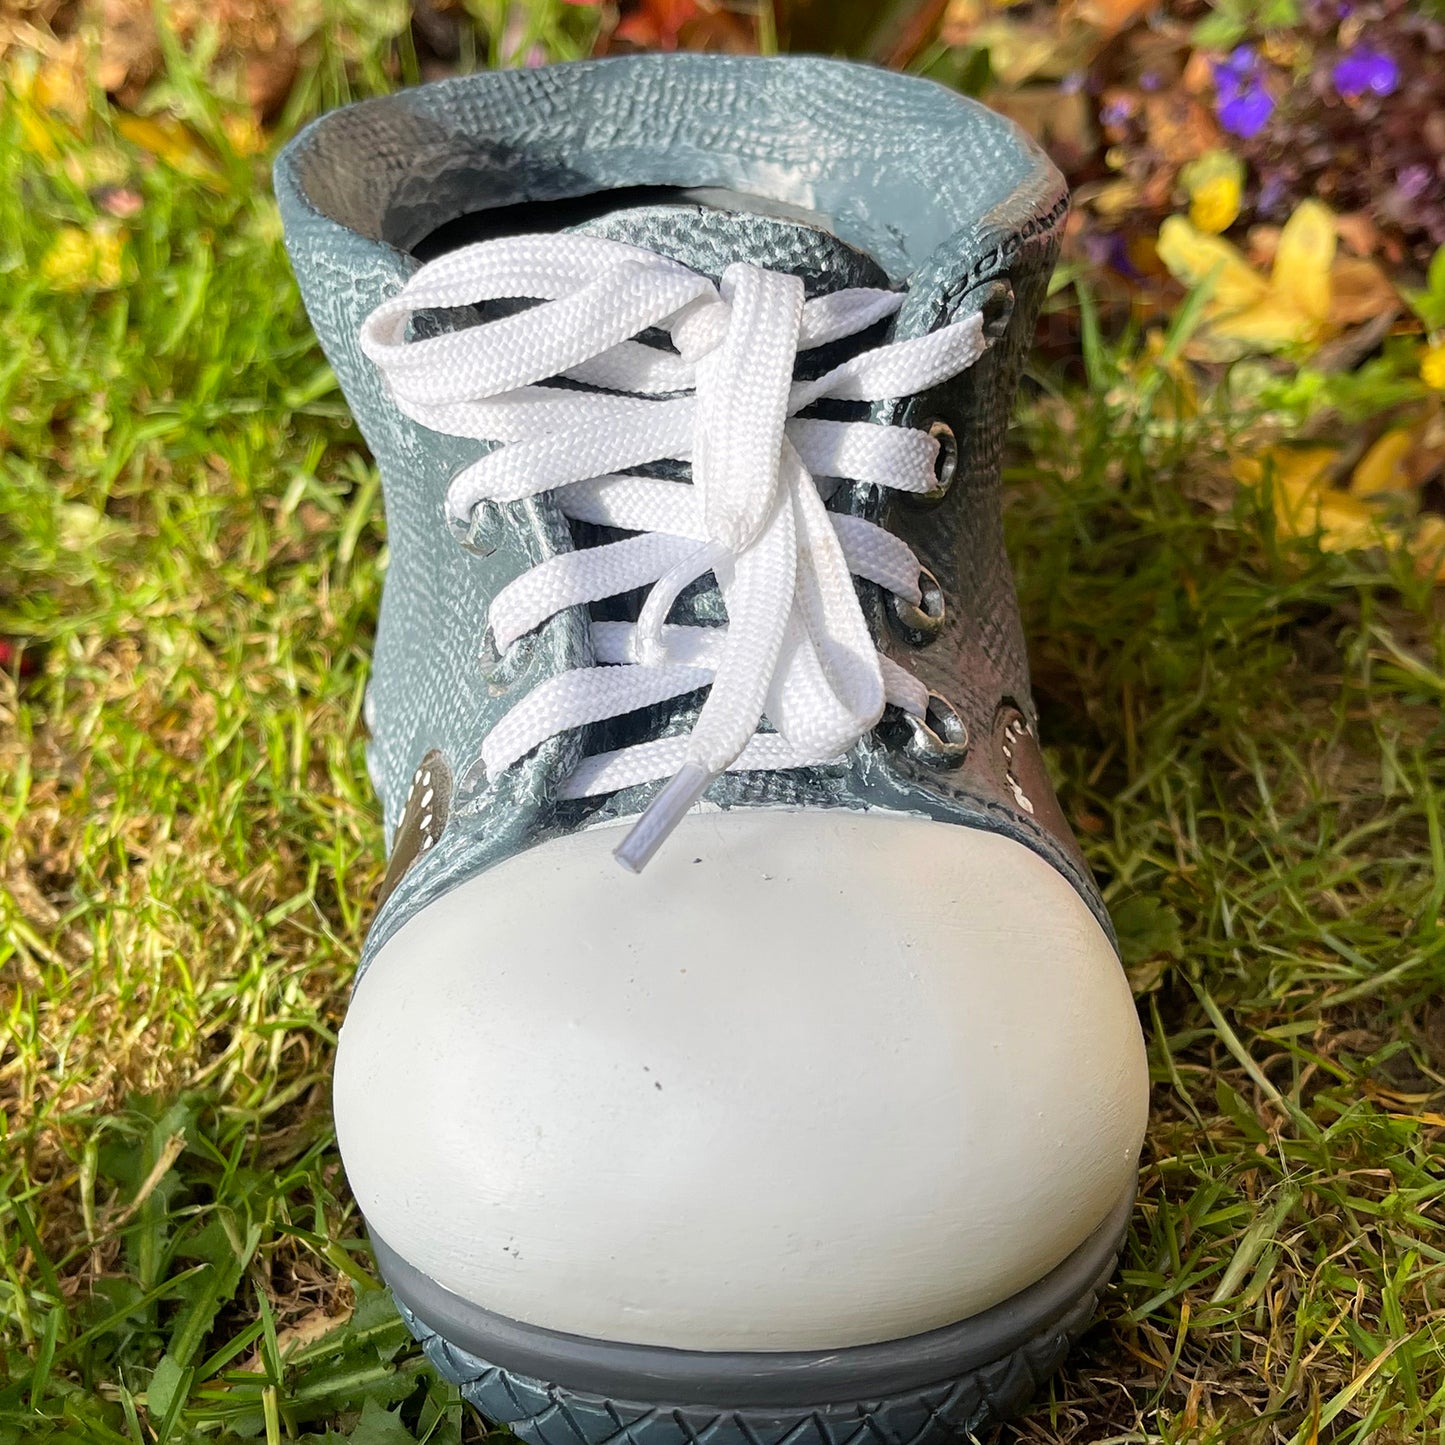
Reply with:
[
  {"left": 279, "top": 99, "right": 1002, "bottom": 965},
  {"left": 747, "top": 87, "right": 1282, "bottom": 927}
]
[
  {"left": 887, "top": 565, "right": 946, "bottom": 646},
  {"left": 914, "top": 419, "right": 958, "bottom": 504},
  {"left": 478, "top": 623, "right": 503, "bottom": 672},
  {"left": 446, "top": 499, "right": 505, "bottom": 557},
  {"left": 974, "top": 278, "right": 1015, "bottom": 343},
  {"left": 881, "top": 691, "right": 969, "bottom": 769}
]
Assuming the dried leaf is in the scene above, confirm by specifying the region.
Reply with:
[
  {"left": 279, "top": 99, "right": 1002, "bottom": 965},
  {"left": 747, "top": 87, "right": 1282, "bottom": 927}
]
[
  {"left": 1352, "top": 428, "right": 1421, "bottom": 497},
  {"left": 985, "top": 86, "right": 1098, "bottom": 174},
  {"left": 273, "top": 1302, "right": 354, "bottom": 1356},
  {"left": 1236, "top": 445, "right": 1424, "bottom": 560},
  {"left": 967, "top": 18, "right": 1078, "bottom": 83},
  {"left": 1335, "top": 210, "right": 1382, "bottom": 258},
  {"left": 1410, "top": 515, "right": 1445, "bottom": 582},
  {"left": 940, "top": 0, "right": 987, "bottom": 43},
  {"left": 613, "top": 0, "right": 705, "bottom": 49},
  {"left": 1142, "top": 92, "right": 1221, "bottom": 166},
  {"left": 1233, "top": 445, "right": 1339, "bottom": 497},
  {"left": 97, "top": 0, "right": 160, "bottom": 100},
  {"left": 1070, "top": 0, "right": 1157, "bottom": 39},
  {"left": 1328, "top": 256, "right": 1399, "bottom": 327}
]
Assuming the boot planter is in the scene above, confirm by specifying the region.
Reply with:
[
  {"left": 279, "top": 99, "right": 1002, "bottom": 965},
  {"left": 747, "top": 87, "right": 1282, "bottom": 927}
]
[{"left": 276, "top": 54, "right": 1148, "bottom": 1445}]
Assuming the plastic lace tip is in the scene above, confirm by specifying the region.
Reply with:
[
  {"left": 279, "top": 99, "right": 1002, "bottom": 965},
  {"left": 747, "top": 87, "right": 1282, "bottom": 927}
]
[{"left": 613, "top": 761, "right": 717, "bottom": 874}]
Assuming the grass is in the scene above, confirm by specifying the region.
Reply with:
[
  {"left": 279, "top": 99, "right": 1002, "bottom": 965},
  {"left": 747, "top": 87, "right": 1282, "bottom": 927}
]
[{"left": 2, "top": 14, "right": 1444, "bottom": 1444}]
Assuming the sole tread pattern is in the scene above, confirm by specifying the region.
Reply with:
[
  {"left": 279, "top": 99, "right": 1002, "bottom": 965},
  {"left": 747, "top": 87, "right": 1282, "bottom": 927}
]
[{"left": 398, "top": 1263, "right": 1111, "bottom": 1445}]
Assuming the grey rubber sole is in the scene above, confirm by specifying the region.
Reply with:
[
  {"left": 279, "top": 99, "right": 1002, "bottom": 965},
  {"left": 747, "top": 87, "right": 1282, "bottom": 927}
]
[{"left": 374, "top": 1187, "right": 1133, "bottom": 1444}]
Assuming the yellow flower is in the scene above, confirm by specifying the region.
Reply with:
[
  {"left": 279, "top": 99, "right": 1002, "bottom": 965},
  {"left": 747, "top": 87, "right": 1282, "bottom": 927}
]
[
  {"left": 41, "top": 226, "right": 125, "bottom": 292},
  {"left": 114, "top": 113, "right": 224, "bottom": 187},
  {"left": 221, "top": 112, "right": 265, "bottom": 159},
  {"left": 1156, "top": 200, "right": 1337, "bottom": 357},
  {"left": 1180, "top": 150, "right": 1244, "bottom": 236},
  {"left": 1422, "top": 344, "right": 1445, "bottom": 391},
  {"left": 1190, "top": 174, "right": 1242, "bottom": 235}
]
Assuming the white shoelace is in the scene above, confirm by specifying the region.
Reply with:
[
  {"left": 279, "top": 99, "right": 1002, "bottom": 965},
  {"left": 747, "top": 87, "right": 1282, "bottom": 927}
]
[{"left": 360, "top": 233, "right": 988, "bottom": 870}]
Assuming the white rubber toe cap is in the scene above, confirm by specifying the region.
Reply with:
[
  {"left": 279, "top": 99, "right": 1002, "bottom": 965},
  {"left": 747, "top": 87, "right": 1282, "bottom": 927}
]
[{"left": 335, "top": 808, "right": 1149, "bottom": 1351}]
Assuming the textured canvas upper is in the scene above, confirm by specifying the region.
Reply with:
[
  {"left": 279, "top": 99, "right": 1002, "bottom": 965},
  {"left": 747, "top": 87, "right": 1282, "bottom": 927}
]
[{"left": 272, "top": 54, "right": 1107, "bottom": 968}]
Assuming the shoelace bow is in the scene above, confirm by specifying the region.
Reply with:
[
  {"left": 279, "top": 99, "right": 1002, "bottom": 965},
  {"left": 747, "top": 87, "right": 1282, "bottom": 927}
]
[{"left": 360, "top": 234, "right": 989, "bottom": 870}]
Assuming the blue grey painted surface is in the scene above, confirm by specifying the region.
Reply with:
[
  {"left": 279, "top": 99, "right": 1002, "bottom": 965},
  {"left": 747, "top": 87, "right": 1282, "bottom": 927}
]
[{"left": 273, "top": 51, "right": 1104, "bottom": 975}]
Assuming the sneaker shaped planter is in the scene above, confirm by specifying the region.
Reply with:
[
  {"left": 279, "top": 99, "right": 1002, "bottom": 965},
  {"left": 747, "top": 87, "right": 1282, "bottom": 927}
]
[{"left": 276, "top": 54, "right": 1149, "bottom": 1445}]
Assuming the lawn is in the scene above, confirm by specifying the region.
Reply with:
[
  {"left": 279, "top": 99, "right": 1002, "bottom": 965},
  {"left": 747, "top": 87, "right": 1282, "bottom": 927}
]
[{"left": 1, "top": 2, "right": 1443, "bottom": 1442}]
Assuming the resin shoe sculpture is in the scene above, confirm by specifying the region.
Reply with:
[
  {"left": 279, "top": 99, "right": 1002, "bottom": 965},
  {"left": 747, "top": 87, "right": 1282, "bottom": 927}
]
[{"left": 276, "top": 55, "right": 1149, "bottom": 1444}]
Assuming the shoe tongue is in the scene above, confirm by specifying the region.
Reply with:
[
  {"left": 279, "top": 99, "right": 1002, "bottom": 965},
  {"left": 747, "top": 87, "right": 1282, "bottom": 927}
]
[{"left": 565, "top": 200, "right": 890, "bottom": 296}]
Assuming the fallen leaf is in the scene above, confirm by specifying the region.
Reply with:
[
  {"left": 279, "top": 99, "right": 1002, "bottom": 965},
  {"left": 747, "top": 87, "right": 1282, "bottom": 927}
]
[
  {"left": 967, "top": 17, "right": 1080, "bottom": 83},
  {"left": 985, "top": 86, "right": 1098, "bottom": 174},
  {"left": 1142, "top": 92, "right": 1221, "bottom": 166},
  {"left": 1310, "top": 489, "right": 1388, "bottom": 552},
  {"left": 274, "top": 1302, "right": 354, "bottom": 1356},
  {"left": 1236, "top": 444, "right": 1427, "bottom": 561},
  {"left": 1335, "top": 210, "right": 1382, "bottom": 258},
  {"left": 243, "top": 34, "right": 298, "bottom": 120},
  {"left": 1328, "top": 256, "right": 1399, "bottom": 327},
  {"left": 1070, "top": 0, "right": 1157, "bottom": 39},
  {"left": 1352, "top": 428, "right": 1421, "bottom": 497},
  {"left": 1233, "top": 445, "right": 1338, "bottom": 498},
  {"left": 613, "top": 0, "right": 705, "bottom": 49},
  {"left": 1410, "top": 515, "right": 1445, "bottom": 581},
  {"left": 97, "top": 0, "right": 160, "bottom": 101}
]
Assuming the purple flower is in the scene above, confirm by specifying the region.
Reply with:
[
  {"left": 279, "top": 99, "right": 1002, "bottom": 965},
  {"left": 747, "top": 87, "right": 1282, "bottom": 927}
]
[
  {"left": 1211, "top": 46, "right": 1275, "bottom": 138},
  {"left": 1332, "top": 47, "right": 1399, "bottom": 97},
  {"left": 1212, "top": 48, "right": 1251, "bottom": 93},
  {"left": 1100, "top": 97, "right": 1134, "bottom": 128},
  {"left": 1083, "top": 231, "right": 1139, "bottom": 280},
  {"left": 1397, "top": 164, "right": 1432, "bottom": 200},
  {"left": 1219, "top": 83, "right": 1274, "bottom": 138}
]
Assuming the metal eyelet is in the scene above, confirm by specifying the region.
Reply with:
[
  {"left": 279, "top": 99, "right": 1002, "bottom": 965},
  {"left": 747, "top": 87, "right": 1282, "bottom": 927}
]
[
  {"left": 446, "top": 499, "right": 506, "bottom": 557},
  {"left": 974, "top": 278, "right": 1015, "bottom": 343},
  {"left": 914, "top": 419, "right": 958, "bottom": 504},
  {"left": 478, "top": 624, "right": 503, "bottom": 672},
  {"left": 882, "top": 691, "right": 969, "bottom": 770},
  {"left": 887, "top": 565, "right": 946, "bottom": 646}
]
